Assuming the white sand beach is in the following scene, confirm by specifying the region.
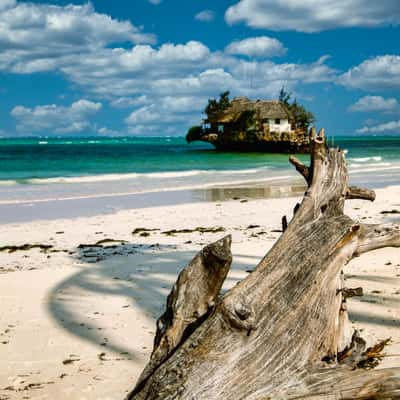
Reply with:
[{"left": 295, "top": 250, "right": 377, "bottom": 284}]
[{"left": 0, "top": 186, "right": 399, "bottom": 400}]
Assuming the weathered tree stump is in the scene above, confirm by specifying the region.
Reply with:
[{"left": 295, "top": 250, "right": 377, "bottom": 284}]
[{"left": 127, "top": 128, "right": 400, "bottom": 399}]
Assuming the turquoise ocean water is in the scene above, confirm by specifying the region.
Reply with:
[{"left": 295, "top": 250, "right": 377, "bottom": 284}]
[{"left": 0, "top": 136, "right": 399, "bottom": 219}]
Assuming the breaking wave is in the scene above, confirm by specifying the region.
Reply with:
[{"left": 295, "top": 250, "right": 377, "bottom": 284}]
[{"left": 0, "top": 168, "right": 265, "bottom": 186}]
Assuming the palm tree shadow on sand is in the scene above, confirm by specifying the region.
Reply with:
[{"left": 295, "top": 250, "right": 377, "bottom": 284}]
[{"left": 46, "top": 240, "right": 256, "bottom": 362}]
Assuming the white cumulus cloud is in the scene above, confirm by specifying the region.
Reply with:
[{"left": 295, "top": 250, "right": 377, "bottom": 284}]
[
  {"left": 11, "top": 99, "right": 102, "bottom": 134},
  {"left": 349, "top": 96, "right": 399, "bottom": 112},
  {"left": 225, "top": 0, "right": 400, "bottom": 32},
  {"left": 125, "top": 96, "right": 206, "bottom": 126},
  {"left": 339, "top": 55, "right": 400, "bottom": 91},
  {"left": 0, "top": 1, "right": 155, "bottom": 73},
  {"left": 357, "top": 120, "right": 400, "bottom": 133},
  {"left": 61, "top": 40, "right": 335, "bottom": 101},
  {"left": 225, "top": 36, "right": 286, "bottom": 58}
]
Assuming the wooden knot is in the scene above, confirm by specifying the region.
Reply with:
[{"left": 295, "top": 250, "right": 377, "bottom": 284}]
[
  {"left": 234, "top": 304, "right": 252, "bottom": 321},
  {"left": 221, "top": 298, "right": 257, "bottom": 333}
]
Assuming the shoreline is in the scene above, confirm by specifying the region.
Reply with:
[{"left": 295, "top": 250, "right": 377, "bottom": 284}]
[
  {"left": 0, "top": 179, "right": 399, "bottom": 224},
  {"left": 0, "top": 181, "right": 307, "bottom": 224}
]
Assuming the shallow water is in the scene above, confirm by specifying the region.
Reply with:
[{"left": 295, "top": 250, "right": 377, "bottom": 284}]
[{"left": 0, "top": 136, "right": 399, "bottom": 214}]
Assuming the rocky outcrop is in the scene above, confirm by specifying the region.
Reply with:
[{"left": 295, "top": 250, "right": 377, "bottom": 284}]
[{"left": 199, "top": 127, "right": 310, "bottom": 153}]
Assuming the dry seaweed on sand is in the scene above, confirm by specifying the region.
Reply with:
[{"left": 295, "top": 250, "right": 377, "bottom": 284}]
[
  {"left": 132, "top": 228, "right": 160, "bottom": 237},
  {"left": 0, "top": 244, "right": 53, "bottom": 253},
  {"left": 162, "top": 227, "right": 225, "bottom": 236}
]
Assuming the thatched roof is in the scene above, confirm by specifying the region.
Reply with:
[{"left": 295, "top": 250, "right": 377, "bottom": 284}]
[{"left": 212, "top": 97, "right": 291, "bottom": 123}]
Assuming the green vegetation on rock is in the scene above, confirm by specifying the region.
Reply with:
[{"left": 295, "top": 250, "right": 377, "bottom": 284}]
[
  {"left": 204, "top": 91, "right": 231, "bottom": 122},
  {"left": 279, "top": 87, "right": 315, "bottom": 129}
]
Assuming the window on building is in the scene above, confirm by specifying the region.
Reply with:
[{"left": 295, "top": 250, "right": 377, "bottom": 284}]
[
  {"left": 275, "top": 118, "right": 281, "bottom": 124},
  {"left": 218, "top": 125, "right": 224, "bottom": 133}
]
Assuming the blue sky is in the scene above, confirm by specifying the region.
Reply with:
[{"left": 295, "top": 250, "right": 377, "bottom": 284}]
[{"left": 0, "top": 0, "right": 399, "bottom": 137}]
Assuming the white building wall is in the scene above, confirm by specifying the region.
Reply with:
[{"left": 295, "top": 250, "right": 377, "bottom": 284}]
[{"left": 268, "top": 118, "right": 291, "bottom": 133}]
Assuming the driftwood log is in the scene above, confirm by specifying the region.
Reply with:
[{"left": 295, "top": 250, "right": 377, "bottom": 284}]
[{"left": 127, "top": 128, "right": 400, "bottom": 399}]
